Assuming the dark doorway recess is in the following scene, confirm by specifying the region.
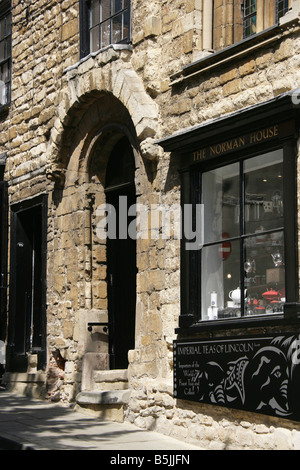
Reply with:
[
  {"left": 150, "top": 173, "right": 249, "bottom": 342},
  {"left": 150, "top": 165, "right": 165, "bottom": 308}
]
[
  {"left": 0, "top": 181, "right": 8, "bottom": 379},
  {"left": 105, "top": 137, "right": 136, "bottom": 370},
  {"left": 7, "top": 196, "right": 47, "bottom": 373}
]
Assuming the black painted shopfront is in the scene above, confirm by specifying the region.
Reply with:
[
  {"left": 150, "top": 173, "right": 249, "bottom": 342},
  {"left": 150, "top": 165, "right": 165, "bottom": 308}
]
[{"left": 158, "top": 92, "right": 300, "bottom": 420}]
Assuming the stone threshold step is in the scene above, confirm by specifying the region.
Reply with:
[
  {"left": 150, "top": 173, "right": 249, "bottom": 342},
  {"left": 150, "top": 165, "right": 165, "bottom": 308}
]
[
  {"left": 93, "top": 369, "right": 128, "bottom": 383},
  {"left": 76, "top": 389, "right": 131, "bottom": 406}
]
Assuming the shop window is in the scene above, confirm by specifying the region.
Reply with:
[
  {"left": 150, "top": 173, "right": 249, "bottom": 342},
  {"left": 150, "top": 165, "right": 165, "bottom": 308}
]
[
  {"left": 0, "top": 1, "right": 11, "bottom": 108},
  {"left": 80, "top": 0, "right": 130, "bottom": 59},
  {"left": 200, "top": 149, "right": 286, "bottom": 321}
]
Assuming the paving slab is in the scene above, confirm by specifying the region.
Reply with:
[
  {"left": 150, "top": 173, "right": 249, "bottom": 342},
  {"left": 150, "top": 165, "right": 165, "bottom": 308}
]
[{"left": 0, "top": 390, "right": 202, "bottom": 452}]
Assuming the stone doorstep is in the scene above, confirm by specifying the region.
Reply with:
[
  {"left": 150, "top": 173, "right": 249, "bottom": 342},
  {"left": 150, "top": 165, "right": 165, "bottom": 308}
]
[
  {"left": 92, "top": 369, "right": 129, "bottom": 391},
  {"left": 92, "top": 368, "right": 128, "bottom": 383},
  {"left": 76, "top": 387, "right": 131, "bottom": 423},
  {"left": 76, "top": 389, "right": 131, "bottom": 406},
  {"left": 92, "top": 381, "right": 129, "bottom": 391}
]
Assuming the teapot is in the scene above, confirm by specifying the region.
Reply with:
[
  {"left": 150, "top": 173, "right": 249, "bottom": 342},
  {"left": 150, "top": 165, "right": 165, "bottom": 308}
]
[
  {"left": 228, "top": 287, "right": 243, "bottom": 303},
  {"left": 262, "top": 288, "right": 280, "bottom": 301}
]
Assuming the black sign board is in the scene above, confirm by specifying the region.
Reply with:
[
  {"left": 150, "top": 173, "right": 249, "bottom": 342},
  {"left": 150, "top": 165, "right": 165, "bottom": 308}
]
[{"left": 174, "top": 334, "right": 300, "bottom": 421}]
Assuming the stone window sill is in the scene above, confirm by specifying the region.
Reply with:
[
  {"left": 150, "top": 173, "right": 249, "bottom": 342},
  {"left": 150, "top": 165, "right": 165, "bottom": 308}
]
[
  {"left": 63, "top": 44, "right": 133, "bottom": 76},
  {"left": 176, "top": 312, "right": 300, "bottom": 336}
]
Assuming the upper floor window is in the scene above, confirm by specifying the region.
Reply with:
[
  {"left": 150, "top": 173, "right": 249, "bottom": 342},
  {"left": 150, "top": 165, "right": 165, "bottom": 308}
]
[
  {"left": 243, "top": 0, "right": 257, "bottom": 38},
  {"left": 0, "top": 1, "right": 11, "bottom": 108},
  {"left": 243, "top": 0, "right": 290, "bottom": 38},
  {"left": 277, "top": 0, "right": 290, "bottom": 21},
  {"left": 80, "top": 0, "right": 130, "bottom": 59},
  {"left": 212, "top": 0, "right": 291, "bottom": 51}
]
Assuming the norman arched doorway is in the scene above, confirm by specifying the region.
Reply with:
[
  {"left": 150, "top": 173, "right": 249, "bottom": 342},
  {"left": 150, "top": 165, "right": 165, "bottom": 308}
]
[{"left": 105, "top": 137, "right": 136, "bottom": 370}]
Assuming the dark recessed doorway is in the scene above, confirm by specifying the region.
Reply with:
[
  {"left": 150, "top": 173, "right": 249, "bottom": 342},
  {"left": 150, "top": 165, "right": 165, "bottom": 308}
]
[
  {"left": 105, "top": 137, "right": 136, "bottom": 370},
  {"left": 7, "top": 196, "right": 47, "bottom": 372}
]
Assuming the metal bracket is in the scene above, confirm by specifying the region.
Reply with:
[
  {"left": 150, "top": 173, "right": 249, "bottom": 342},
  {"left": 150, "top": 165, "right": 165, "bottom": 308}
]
[{"left": 87, "top": 322, "right": 110, "bottom": 333}]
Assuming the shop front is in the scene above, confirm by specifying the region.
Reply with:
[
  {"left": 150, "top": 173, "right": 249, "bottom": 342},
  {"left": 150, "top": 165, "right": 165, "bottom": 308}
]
[{"left": 158, "top": 91, "right": 300, "bottom": 422}]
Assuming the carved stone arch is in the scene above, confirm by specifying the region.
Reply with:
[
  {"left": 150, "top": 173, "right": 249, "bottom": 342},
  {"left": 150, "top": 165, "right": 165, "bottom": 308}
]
[
  {"left": 47, "top": 91, "right": 141, "bottom": 189},
  {"left": 83, "top": 122, "right": 140, "bottom": 187},
  {"left": 46, "top": 61, "right": 161, "bottom": 186}
]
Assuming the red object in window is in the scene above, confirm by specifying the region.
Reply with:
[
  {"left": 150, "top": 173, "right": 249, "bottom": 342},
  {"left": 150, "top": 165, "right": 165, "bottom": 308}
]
[{"left": 218, "top": 232, "right": 231, "bottom": 260}]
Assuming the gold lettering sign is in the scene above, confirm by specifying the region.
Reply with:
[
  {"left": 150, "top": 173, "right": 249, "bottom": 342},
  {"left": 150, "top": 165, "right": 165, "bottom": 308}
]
[{"left": 193, "top": 125, "right": 279, "bottom": 162}]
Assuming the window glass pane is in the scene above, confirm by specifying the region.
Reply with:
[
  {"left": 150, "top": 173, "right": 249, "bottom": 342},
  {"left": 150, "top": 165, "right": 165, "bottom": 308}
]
[
  {"left": 277, "top": 0, "right": 289, "bottom": 21},
  {"left": 244, "top": 15, "right": 256, "bottom": 37},
  {"left": 0, "top": 13, "right": 9, "bottom": 40},
  {"left": 0, "top": 41, "right": 4, "bottom": 62},
  {"left": 101, "top": 19, "right": 111, "bottom": 48},
  {"left": 244, "top": 149, "right": 284, "bottom": 234},
  {"left": 0, "top": 19, "right": 4, "bottom": 41},
  {"left": 202, "top": 163, "right": 240, "bottom": 244},
  {"left": 5, "top": 13, "right": 11, "bottom": 35},
  {"left": 123, "top": 8, "right": 130, "bottom": 39},
  {"left": 113, "top": 0, "right": 123, "bottom": 14},
  {"left": 1, "top": 61, "right": 9, "bottom": 82},
  {"left": 101, "top": 0, "right": 111, "bottom": 21},
  {"left": 244, "top": 231, "right": 285, "bottom": 316},
  {"left": 90, "top": 0, "right": 100, "bottom": 27},
  {"left": 0, "top": 9, "right": 10, "bottom": 106},
  {"left": 0, "top": 37, "right": 10, "bottom": 60},
  {"left": 0, "top": 80, "right": 8, "bottom": 105},
  {"left": 89, "top": 0, "right": 129, "bottom": 50},
  {"left": 243, "top": 0, "right": 257, "bottom": 37},
  {"left": 201, "top": 240, "right": 241, "bottom": 320},
  {"left": 244, "top": 0, "right": 257, "bottom": 16},
  {"left": 6, "top": 34, "right": 11, "bottom": 58},
  {"left": 112, "top": 13, "right": 122, "bottom": 43},
  {"left": 90, "top": 25, "right": 100, "bottom": 52}
]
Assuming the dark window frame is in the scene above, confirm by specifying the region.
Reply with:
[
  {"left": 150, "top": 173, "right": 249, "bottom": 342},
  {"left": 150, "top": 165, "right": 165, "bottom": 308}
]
[
  {"left": 243, "top": 0, "right": 257, "bottom": 38},
  {"left": 277, "top": 0, "right": 290, "bottom": 22},
  {"left": 181, "top": 140, "right": 298, "bottom": 333},
  {"left": 0, "top": 0, "right": 11, "bottom": 111},
  {"left": 79, "top": 0, "right": 131, "bottom": 59},
  {"left": 185, "top": 140, "right": 296, "bottom": 326}
]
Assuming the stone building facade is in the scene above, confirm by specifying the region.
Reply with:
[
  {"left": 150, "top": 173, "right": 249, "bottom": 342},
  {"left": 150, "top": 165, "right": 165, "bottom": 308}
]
[{"left": 1, "top": 0, "right": 300, "bottom": 450}]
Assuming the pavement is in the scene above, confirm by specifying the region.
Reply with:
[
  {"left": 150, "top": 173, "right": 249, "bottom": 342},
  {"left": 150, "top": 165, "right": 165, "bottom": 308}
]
[{"left": 0, "top": 389, "right": 202, "bottom": 452}]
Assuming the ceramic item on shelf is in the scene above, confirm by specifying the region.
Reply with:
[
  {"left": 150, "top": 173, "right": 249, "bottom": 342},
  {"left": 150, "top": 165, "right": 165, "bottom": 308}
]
[
  {"left": 271, "top": 251, "right": 283, "bottom": 267},
  {"left": 229, "top": 287, "right": 247, "bottom": 304},
  {"left": 210, "top": 291, "right": 217, "bottom": 307},
  {"left": 262, "top": 288, "right": 280, "bottom": 301},
  {"left": 255, "top": 305, "right": 266, "bottom": 314},
  {"left": 229, "top": 287, "right": 241, "bottom": 303}
]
